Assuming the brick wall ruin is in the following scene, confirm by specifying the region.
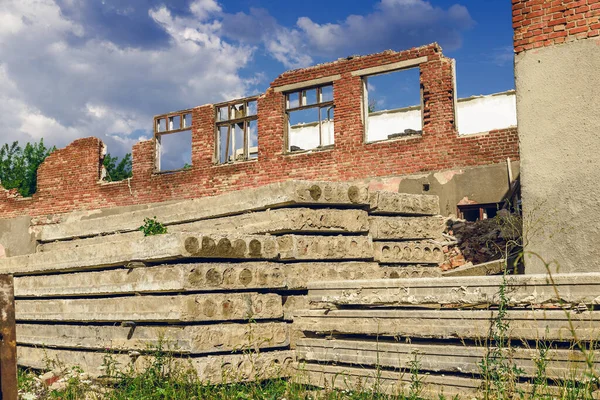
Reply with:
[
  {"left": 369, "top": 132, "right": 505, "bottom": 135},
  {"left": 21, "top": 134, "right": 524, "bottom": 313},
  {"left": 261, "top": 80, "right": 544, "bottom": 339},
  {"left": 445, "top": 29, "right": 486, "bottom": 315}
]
[{"left": 0, "top": 43, "right": 518, "bottom": 219}]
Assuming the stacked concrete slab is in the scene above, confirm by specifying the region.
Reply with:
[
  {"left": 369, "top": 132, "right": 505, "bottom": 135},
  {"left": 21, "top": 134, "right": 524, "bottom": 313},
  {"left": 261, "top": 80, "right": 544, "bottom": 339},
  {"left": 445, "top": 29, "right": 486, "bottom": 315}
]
[
  {"left": 295, "top": 273, "right": 600, "bottom": 397},
  {"left": 0, "top": 180, "right": 445, "bottom": 383}
]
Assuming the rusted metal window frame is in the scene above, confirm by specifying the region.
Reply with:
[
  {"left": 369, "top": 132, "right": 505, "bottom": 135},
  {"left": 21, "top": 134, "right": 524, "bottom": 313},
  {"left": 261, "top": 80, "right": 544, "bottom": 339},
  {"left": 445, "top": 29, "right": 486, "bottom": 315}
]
[
  {"left": 284, "top": 84, "right": 335, "bottom": 153},
  {"left": 215, "top": 96, "right": 259, "bottom": 164},
  {"left": 153, "top": 110, "right": 193, "bottom": 172}
]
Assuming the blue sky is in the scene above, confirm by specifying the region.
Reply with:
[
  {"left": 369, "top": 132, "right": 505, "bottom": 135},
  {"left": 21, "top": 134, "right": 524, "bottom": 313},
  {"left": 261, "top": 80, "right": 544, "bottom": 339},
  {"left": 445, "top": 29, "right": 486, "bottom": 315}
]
[{"left": 0, "top": 0, "right": 515, "bottom": 159}]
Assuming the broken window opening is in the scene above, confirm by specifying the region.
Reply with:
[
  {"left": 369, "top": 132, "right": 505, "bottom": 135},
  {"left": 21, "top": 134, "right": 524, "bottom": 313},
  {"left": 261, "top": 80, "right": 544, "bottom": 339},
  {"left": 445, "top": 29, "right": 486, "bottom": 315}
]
[
  {"left": 286, "top": 84, "right": 334, "bottom": 153},
  {"left": 457, "top": 203, "right": 501, "bottom": 222},
  {"left": 215, "top": 97, "right": 259, "bottom": 164},
  {"left": 363, "top": 67, "right": 423, "bottom": 143},
  {"left": 154, "top": 109, "right": 193, "bottom": 172}
]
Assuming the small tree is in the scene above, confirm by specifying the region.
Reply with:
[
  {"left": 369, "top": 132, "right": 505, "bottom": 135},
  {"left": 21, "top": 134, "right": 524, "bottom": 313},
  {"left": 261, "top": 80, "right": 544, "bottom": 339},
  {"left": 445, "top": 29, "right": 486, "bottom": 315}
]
[
  {"left": 103, "top": 153, "right": 133, "bottom": 182},
  {"left": 0, "top": 139, "right": 55, "bottom": 197}
]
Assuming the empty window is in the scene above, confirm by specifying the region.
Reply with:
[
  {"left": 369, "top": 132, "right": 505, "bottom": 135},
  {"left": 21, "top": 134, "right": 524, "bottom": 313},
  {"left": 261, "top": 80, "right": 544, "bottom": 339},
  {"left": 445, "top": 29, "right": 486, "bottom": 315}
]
[
  {"left": 154, "top": 110, "right": 193, "bottom": 171},
  {"left": 286, "top": 84, "right": 334, "bottom": 153},
  {"left": 363, "top": 68, "right": 422, "bottom": 143},
  {"left": 458, "top": 203, "right": 501, "bottom": 222},
  {"left": 215, "top": 97, "right": 258, "bottom": 163}
]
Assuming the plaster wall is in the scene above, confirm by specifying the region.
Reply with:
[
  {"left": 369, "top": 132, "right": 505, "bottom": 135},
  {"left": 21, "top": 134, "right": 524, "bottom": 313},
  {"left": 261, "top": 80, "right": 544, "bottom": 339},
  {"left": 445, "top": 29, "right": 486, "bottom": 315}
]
[
  {"left": 516, "top": 38, "right": 600, "bottom": 274},
  {"left": 457, "top": 91, "right": 517, "bottom": 135},
  {"left": 0, "top": 216, "right": 35, "bottom": 257}
]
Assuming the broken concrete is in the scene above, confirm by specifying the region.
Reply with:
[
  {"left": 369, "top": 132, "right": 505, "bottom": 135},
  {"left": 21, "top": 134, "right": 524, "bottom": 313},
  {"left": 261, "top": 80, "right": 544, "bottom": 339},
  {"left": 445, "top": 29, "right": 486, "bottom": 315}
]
[
  {"left": 37, "top": 208, "right": 370, "bottom": 253},
  {"left": 293, "top": 309, "right": 600, "bottom": 341},
  {"left": 17, "top": 322, "right": 289, "bottom": 354},
  {"left": 368, "top": 216, "right": 445, "bottom": 240},
  {"left": 442, "top": 259, "right": 506, "bottom": 277},
  {"left": 307, "top": 273, "right": 600, "bottom": 307},
  {"left": 297, "top": 338, "right": 595, "bottom": 380},
  {"left": 284, "top": 262, "right": 383, "bottom": 289},
  {"left": 373, "top": 241, "right": 443, "bottom": 264},
  {"left": 0, "top": 233, "right": 279, "bottom": 276},
  {"left": 283, "top": 295, "right": 310, "bottom": 321},
  {"left": 37, "top": 181, "right": 370, "bottom": 242},
  {"left": 16, "top": 293, "right": 282, "bottom": 322},
  {"left": 369, "top": 191, "right": 439, "bottom": 216},
  {"left": 277, "top": 235, "right": 373, "bottom": 261}
]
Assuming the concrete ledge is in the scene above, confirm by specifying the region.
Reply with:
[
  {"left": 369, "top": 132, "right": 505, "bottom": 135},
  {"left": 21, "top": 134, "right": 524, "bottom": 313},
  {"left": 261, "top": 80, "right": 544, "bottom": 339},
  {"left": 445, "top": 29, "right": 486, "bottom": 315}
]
[
  {"left": 17, "top": 322, "right": 289, "bottom": 354},
  {"left": 350, "top": 57, "right": 428, "bottom": 77},
  {"left": 293, "top": 309, "right": 600, "bottom": 341},
  {"left": 37, "top": 181, "right": 370, "bottom": 242},
  {"left": 296, "top": 338, "right": 597, "bottom": 380},
  {"left": 274, "top": 75, "right": 341, "bottom": 92},
  {"left": 369, "top": 191, "right": 439, "bottom": 216},
  {"left": 16, "top": 293, "right": 282, "bottom": 322},
  {"left": 307, "top": 273, "right": 600, "bottom": 307}
]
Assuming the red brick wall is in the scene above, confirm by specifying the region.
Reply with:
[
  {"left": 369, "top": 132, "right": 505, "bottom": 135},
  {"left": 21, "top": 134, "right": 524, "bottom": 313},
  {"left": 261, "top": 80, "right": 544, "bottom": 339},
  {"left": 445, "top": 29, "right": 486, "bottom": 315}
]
[
  {"left": 0, "top": 43, "right": 519, "bottom": 219},
  {"left": 513, "top": 0, "right": 600, "bottom": 53}
]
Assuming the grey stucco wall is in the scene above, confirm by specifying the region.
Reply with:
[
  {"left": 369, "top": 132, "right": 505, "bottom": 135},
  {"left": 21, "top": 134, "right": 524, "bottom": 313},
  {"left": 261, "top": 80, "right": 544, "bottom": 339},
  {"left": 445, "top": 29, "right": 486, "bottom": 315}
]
[
  {"left": 396, "top": 162, "right": 519, "bottom": 217},
  {"left": 515, "top": 38, "right": 600, "bottom": 274},
  {"left": 0, "top": 216, "right": 36, "bottom": 257}
]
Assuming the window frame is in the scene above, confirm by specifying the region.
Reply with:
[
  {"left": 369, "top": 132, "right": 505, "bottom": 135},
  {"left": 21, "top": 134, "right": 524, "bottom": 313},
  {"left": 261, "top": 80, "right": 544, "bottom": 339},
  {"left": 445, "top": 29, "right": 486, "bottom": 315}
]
[
  {"left": 361, "top": 66, "right": 424, "bottom": 144},
  {"left": 153, "top": 109, "right": 193, "bottom": 172},
  {"left": 214, "top": 96, "right": 259, "bottom": 164},
  {"left": 284, "top": 84, "right": 335, "bottom": 153}
]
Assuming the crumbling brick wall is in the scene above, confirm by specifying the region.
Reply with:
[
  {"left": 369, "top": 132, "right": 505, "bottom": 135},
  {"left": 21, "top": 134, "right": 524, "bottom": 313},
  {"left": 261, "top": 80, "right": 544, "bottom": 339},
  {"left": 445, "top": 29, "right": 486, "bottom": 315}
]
[
  {"left": 0, "top": 43, "right": 519, "bottom": 219},
  {"left": 513, "top": 0, "right": 600, "bottom": 53}
]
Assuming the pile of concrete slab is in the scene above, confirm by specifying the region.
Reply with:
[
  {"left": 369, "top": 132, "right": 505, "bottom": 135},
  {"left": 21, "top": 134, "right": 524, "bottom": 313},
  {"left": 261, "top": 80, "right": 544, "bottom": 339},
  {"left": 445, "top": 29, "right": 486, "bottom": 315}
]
[
  {"left": 294, "top": 273, "right": 600, "bottom": 397},
  {"left": 0, "top": 181, "right": 445, "bottom": 383}
]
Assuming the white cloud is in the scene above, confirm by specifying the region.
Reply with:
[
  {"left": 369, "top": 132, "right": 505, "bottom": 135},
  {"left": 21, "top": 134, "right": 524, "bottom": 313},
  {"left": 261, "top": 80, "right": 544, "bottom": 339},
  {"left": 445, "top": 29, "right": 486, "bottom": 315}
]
[{"left": 0, "top": 0, "right": 254, "bottom": 157}]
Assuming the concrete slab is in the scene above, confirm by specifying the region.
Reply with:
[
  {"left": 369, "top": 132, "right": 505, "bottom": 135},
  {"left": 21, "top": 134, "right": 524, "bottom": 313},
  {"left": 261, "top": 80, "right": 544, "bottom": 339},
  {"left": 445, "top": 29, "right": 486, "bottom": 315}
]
[
  {"left": 37, "top": 181, "right": 370, "bottom": 241},
  {"left": 283, "top": 295, "right": 310, "bottom": 321},
  {"left": 18, "top": 346, "right": 294, "bottom": 382},
  {"left": 16, "top": 293, "right": 282, "bottom": 322},
  {"left": 373, "top": 241, "right": 443, "bottom": 264},
  {"left": 443, "top": 259, "right": 506, "bottom": 277},
  {"left": 17, "top": 322, "right": 289, "bottom": 354},
  {"left": 293, "top": 309, "right": 600, "bottom": 341},
  {"left": 277, "top": 235, "right": 373, "bottom": 261},
  {"left": 38, "top": 208, "right": 370, "bottom": 253},
  {"left": 15, "top": 262, "right": 390, "bottom": 297},
  {"left": 307, "top": 272, "right": 600, "bottom": 307},
  {"left": 368, "top": 216, "right": 445, "bottom": 240},
  {"left": 296, "top": 363, "right": 480, "bottom": 398},
  {"left": 0, "top": 216, "right": 35, "bottom": 257},
  {"left": 296, "top": 338, "right": 597, "bottom": 380},
  {"left": 0, "top": 233, "right": 279, "bottom": 276},
  {"left": 369, "top": 191, "right": 439, "bottom": 216}
]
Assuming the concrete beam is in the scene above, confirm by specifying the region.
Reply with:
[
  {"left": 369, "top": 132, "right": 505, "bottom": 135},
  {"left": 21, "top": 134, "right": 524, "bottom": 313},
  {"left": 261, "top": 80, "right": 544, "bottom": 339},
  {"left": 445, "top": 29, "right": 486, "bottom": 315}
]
[
  {"left": 37, "top": 181, "right": 370, "bottom": 242},
  {"left": 16, "top": 293, "right": 282, "bottom": 322},
  {"left": 308, "top": 273, "right": 600, "bottom": 307},
  {"left": 297, "top": 338, "right": 597, "bottom": 380},
  {"left": 373, "top": 241, "right": 443, "bottom": 264},
  {"left": 19, "top": 346, "right": 294, "bottom": 382},
  {"left": 277, "top": 235, "right": 373, "bottom": 261},
  {"left": 293, "top": 309, "right": 600, "bottom": 341},
  {"left": 442, "top": 259, "right": 506, "bottom": 277},
  {"left": 0, "top": 233, "right": 279, "bottom": 276},
  {"left": 368, "top": 216, "right": 445, "bottom": 240},
  {"left": 38, "top": 208, "right": 370, "bottom": 254},
  {"left": 17, "top": 322, "right": 289, "bottom": 354},
  {"left": 369, "top": 191, "right": 439, "bottom": 216}
]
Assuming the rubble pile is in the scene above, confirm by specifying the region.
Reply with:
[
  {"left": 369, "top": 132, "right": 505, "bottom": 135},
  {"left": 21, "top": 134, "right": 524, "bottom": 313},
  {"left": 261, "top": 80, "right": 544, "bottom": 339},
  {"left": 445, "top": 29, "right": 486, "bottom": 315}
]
[{"left": 440, "top": 211, "right": 522, "bottom": 273}]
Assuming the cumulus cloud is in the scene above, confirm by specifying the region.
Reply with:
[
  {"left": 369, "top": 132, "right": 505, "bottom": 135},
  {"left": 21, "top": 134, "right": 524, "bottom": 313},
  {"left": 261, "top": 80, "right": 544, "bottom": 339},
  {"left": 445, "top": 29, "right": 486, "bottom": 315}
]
[
  {"left": 220, "top": 0, "right": 474, "bottom": 68},
  {"left": 0, "top": 0, "right": 254, "bottom": 157},
  {"left": 0, "top": 0, "right": 474, "bottom": 159}
]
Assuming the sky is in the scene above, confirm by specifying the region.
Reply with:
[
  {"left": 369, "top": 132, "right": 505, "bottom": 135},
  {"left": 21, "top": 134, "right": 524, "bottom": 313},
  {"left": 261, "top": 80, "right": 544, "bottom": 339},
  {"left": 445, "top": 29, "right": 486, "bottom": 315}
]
[{"left": 0, "top": 0, "right": 515, "bottom": 160}]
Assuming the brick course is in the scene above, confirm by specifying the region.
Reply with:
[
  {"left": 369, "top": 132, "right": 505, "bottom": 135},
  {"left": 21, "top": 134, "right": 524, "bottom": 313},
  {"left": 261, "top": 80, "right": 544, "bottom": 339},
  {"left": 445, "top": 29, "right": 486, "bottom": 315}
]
[
  {"left": 514, "top": 0, "right": 600, "bottom": 53},
  {"left": 0, "top": 43, "right": 519, "bottom": 219}
]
